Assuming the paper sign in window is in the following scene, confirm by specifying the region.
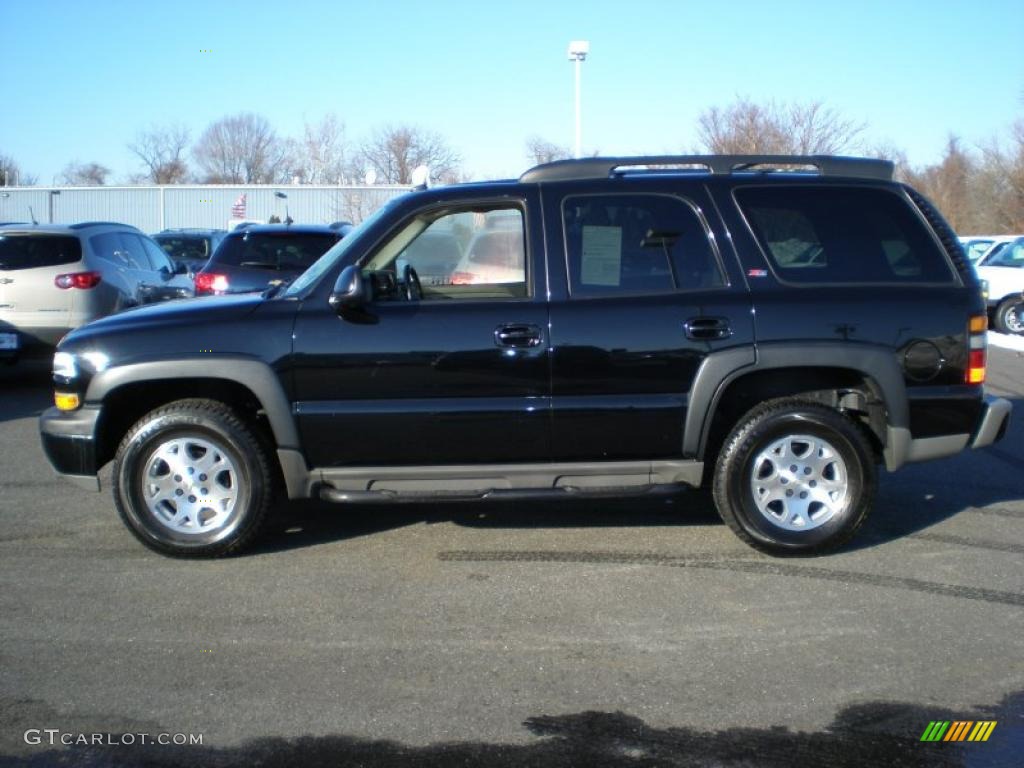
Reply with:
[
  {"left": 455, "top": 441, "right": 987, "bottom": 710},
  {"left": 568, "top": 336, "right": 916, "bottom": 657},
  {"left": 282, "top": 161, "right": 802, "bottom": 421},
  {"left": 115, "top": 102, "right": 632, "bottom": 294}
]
[{"left": 580, "top": 226, "right": 622, "bottom": 286}]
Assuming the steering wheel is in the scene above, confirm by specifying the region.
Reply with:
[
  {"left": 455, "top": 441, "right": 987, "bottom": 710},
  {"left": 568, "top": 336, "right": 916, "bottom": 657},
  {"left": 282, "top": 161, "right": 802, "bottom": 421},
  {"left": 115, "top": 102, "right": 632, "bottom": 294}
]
[{"left": 401, "top": 264, "right": 423, "bottom": 301}]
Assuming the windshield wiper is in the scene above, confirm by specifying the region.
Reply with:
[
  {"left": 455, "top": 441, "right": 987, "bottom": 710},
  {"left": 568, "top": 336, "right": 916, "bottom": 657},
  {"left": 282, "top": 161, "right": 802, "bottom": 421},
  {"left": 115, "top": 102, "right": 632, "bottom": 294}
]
[{"left": 261, "top": 279, "right": 293, "bottom": 299}]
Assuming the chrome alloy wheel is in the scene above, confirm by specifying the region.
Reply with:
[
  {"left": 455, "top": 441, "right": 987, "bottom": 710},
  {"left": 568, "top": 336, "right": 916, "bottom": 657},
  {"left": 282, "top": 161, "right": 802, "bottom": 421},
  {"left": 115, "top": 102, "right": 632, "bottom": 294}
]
[
  {"left": 141, "top": 436, "right": 240, "bottom": 535},
  {"left": 1006, "top": 303, "right": 1024, "bottom": 334},
  {"left": 749, "top": 433, "right": 848, "bottom": 532}
]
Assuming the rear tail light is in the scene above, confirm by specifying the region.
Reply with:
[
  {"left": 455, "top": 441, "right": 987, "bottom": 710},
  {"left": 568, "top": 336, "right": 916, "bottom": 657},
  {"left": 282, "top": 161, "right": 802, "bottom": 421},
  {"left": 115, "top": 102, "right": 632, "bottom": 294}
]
[
  {"left": 54, "top": 271, "right": 102, "bottom": 290},
  {"left": 967, "top": 314, "right": 987, "bottom": 384},
  {"left": 194, "top": 273, "right": 229, "bottom": 294}
]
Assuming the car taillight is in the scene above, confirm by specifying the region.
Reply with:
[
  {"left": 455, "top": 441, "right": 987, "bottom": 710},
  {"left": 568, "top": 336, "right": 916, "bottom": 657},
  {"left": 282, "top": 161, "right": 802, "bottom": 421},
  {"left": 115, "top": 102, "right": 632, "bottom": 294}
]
[
  {"left": 54, "top": 271, "right": 102, "bottom": 290},
  {"left": 195, "top": 273, "right": 229, "bottom": 294},
  {"left": 967, "top": 314, "right": 987, "bottom": 384}
]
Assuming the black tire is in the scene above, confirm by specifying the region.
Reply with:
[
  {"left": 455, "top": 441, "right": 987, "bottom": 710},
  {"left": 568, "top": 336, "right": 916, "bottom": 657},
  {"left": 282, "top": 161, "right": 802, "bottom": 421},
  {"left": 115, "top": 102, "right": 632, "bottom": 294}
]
[
  {"left": 993, "top": 297, "right": 1024, "bottom": 335},
  {"left": 112, "top": 398, "right": 275, "bottom": 557},
  {"left": 712, "top": 398, "right": 876, "bottom": 556}
]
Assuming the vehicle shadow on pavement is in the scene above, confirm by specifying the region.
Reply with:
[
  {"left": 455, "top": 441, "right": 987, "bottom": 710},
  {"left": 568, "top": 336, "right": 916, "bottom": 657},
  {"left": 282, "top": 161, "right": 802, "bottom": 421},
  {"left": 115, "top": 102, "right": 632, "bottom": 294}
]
[
  {"left": 5, "top": 690, "right": 1020, "bottom": 767},
  {"left": 254, "top": 492, "right": 722, "bottom": 557},
  {"left": 0, "top": 361, "right": 52, "bottom": 423}
]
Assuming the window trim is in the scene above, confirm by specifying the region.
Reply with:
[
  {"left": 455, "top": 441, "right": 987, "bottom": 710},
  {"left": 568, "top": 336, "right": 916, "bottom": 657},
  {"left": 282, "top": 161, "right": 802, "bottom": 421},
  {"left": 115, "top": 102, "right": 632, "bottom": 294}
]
[
  {"left": 357, "top": 198, "right": 536, "bottom": 304},
  {"left": 559, "top": 191, "right": 728, "bottom": 300},
  {"left": 731, "top": 183, "right": 960, "bottom": 289}
]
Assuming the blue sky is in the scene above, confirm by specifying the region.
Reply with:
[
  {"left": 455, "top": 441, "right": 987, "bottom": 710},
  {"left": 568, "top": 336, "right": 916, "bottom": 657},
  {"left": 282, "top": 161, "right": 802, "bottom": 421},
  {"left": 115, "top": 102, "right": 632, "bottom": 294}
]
[{"left": 1, "top": 0, "right": 1021, "bottom": 184}]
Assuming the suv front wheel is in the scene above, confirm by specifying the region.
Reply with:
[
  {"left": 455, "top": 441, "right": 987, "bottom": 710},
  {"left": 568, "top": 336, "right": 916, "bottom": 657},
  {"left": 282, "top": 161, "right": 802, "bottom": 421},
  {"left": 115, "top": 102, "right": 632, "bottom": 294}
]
[
  {"left": 713, "top": 399, "right": 876, "bottom": 555},
  {"left": 112, "top": 399, "right": 274, "bottom": 557}
]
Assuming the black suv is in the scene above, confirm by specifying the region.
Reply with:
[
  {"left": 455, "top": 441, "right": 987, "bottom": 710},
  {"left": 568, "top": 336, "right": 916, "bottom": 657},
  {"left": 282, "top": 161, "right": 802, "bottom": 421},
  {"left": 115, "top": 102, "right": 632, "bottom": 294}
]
[
  {"left": 39, "top": 155, "right": 1011, "bottom": 557},
  {"left": 194, "top": 224, "right": 344, "bottom": 295}
]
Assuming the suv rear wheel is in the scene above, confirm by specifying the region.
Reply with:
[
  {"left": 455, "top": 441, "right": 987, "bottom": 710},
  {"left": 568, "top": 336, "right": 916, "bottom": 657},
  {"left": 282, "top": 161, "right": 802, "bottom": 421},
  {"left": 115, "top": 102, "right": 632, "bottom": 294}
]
[
  {"left": 112, "top": 399, "right": 274, "bottom": 557},
  {"left": 712, "top": 399, "right": 876, "bottom": 555}
]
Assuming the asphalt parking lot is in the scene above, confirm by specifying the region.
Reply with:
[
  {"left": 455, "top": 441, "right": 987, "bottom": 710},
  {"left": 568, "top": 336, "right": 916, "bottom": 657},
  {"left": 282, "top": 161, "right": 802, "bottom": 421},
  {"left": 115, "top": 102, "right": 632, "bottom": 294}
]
[{"left": 1, "top": 345, "right": 1022, "bottom": 767}]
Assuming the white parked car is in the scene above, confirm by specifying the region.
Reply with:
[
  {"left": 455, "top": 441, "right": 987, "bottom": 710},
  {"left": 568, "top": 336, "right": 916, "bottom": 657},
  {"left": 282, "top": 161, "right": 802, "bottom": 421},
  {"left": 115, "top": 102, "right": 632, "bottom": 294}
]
[
  {"left": 959, "top": 234, "right": 1019, "bottom": 264},
  {"left": 975, "top": 236, "right": 1024, "bottom": 334}
]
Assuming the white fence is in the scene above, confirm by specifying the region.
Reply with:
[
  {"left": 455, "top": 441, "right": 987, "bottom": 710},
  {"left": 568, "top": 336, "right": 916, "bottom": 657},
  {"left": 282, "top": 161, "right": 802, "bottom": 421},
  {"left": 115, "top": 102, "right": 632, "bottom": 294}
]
[{"left": 0, "top": 184, "right": 410, "bottom": 233}]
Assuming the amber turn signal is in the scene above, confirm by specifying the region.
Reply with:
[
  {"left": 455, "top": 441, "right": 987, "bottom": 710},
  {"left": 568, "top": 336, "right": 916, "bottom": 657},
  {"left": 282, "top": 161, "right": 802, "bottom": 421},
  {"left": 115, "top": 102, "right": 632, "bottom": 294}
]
[{"left": 54, "top": 392, "right": 80, "bottom": 411}]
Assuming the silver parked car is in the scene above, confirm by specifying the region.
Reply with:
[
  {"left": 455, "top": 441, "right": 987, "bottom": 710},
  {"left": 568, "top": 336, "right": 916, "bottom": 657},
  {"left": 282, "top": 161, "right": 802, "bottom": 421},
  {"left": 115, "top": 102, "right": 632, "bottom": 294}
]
[{"left": 0, "top": 222, "right": 194, "bottom": 361}]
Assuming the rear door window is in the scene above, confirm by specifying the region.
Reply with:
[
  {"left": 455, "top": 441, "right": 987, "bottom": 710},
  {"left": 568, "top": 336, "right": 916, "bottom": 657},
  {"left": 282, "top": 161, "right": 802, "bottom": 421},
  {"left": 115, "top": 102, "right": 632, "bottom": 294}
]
[
  {"left": 90, "top": 232, "right": 149, "bottom": 270},
  {"left": 736, "top": 187, "right": 956, "bottom": 284},
  {"left": 0, "top": 234, "right": 81, "bottom": 270},
  {"left": 562, "top": 194, "right": 724, "bottom": 296}
]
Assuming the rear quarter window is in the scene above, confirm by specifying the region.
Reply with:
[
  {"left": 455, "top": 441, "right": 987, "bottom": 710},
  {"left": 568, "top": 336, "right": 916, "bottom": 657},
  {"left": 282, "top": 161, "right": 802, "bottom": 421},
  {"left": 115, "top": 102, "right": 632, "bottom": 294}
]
[
  {"left": 736, "top": 186, "right": 956, "bottom": 284},
  {"left": 0, "top": 234, "right": 82, "bottom": 270}
]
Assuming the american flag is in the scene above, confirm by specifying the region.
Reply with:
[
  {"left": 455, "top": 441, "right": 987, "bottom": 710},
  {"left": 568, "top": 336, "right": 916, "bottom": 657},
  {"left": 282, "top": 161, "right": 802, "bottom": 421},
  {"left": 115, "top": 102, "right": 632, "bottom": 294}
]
[{"left": 230, "top": 193, "right": 246, "bottom": 219}]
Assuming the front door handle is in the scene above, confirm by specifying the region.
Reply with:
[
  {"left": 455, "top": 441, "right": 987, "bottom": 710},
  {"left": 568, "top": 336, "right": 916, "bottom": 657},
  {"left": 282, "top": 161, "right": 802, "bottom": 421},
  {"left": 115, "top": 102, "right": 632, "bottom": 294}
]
[
  {"left": 684, "top": 316, "right": 732, "bottom": 341},
  {"left": 494, "top": 323, "right": 542, "bottom": 348}
]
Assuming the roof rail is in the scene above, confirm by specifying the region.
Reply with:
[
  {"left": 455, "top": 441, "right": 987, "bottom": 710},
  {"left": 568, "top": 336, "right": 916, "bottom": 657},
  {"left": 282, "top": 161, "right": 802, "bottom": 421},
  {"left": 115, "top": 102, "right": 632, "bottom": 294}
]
[
  {"left": 67, "top": 221, "right": 136, "bottom": 230},
  {"left": 519, "top": 155, "right": 894, "bottom": 183}
]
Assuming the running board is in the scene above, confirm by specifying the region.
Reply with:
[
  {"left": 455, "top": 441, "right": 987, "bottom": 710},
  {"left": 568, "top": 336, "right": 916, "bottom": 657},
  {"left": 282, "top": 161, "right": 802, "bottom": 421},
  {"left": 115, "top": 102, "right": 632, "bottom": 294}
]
[
  {"left": 318, "top": 483, "right": 693, "bottom": 505},
  {"left": 315, "top": 459, "right": 703, "bottom": 504}
]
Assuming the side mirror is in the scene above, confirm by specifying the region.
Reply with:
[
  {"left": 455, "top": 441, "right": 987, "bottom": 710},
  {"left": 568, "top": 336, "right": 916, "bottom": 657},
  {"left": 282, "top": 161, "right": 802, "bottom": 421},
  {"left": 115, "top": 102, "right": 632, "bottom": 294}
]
[{"left": 329, "top": 265, "right": 367, "bottom": 312}]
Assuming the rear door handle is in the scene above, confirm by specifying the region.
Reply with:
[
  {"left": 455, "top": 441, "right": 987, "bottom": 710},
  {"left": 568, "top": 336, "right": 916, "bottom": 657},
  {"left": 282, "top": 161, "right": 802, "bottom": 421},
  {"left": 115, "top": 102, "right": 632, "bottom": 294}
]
[
  {"left": 494, "top": 323, "right": 543, "bottom": 348},
  {"left": 684, "top": 316, "right": 732, "bottom": 341}
]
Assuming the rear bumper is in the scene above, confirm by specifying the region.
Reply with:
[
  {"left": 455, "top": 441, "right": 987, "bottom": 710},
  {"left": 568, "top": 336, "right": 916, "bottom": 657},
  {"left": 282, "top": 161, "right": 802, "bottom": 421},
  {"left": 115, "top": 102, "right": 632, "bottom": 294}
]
[
  {"left": 38, "top": 405, "right": 102, "bottom": 491},
  {"left": 884, "top": 395, "right": 1011, "bottom": 470},
  {"left": 970, "top": 396, "right": 1011, "bottom": 449}
]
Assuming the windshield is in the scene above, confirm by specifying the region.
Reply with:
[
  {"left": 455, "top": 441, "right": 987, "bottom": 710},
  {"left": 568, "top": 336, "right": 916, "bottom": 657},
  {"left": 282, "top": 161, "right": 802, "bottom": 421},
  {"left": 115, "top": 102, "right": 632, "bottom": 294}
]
[
  {"left": 283, "top": 201, "right": 396, "bottom": 297},
  {"left": 983, "top": 239, "right": 1024, "bottom": 268}
]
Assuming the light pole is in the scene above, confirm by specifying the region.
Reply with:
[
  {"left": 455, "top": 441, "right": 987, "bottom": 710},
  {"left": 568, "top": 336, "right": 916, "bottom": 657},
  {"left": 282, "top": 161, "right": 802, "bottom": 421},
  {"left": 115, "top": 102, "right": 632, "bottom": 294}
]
[
  {"left": 567, "top": 40, "right": 590, "bottom": 158},
  {"left": 274, "top": 191, "right": 293, "bottom": 226}
]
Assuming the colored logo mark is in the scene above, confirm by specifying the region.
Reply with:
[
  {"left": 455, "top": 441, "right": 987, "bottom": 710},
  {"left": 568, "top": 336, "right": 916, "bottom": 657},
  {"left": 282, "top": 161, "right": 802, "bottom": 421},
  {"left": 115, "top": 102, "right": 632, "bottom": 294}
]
[{"left": 920, "top": 720, "right": 997, "bottom": 742}]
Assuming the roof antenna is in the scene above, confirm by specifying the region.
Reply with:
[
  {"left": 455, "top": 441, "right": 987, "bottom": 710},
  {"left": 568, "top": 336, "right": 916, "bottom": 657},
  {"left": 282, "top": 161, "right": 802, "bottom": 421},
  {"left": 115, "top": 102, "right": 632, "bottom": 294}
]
[{"left": 28, "top": 206, "right": 38, "bottom": 225}]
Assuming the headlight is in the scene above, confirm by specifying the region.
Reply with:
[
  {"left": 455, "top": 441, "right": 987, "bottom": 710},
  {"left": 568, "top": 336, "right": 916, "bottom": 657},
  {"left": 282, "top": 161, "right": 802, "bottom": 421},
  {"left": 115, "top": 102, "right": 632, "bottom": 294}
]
[{"left": 53, "top": 352, "right": 77, "bottom": 379}]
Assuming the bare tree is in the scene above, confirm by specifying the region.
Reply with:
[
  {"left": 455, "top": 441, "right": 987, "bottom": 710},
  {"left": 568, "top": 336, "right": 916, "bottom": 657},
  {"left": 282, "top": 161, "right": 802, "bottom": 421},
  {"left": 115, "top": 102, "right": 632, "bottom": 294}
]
[
  {"left": 59, "top": 161, "right": 111, "bottom": 186},
  {"left": 129, "top": 123, "right": 191, "bottom": 184},
  {"left": 696, "top": 98, "right": 865, "bottom": 155},
  {"left": 288, "top": 114, "right": 348, "bottom": 184},
  {"left": 193, "top": 112, "right": 291, "bottom": 183},
  {"left": 898, "top": 136, "right": 975, "bottom": 232},
  {"left": 0, "top": 153, "right": 36, "bottom": 186},
  {"left": 977, "top": 119, "right": 1024, "bottom": 233},
  {"left": 354, "top": 125, "right": 460, "bottom": 185},
  {"left": 526, "top": 136, "right": 572, "bottom": 165}
]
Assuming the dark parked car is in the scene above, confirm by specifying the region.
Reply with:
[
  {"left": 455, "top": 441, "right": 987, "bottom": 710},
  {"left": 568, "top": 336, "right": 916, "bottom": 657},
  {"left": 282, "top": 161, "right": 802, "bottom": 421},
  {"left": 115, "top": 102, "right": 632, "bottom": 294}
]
[
  {"left": 151, "top": 228, "right": 226, "bottom": 275},
  {"left": 39, "top": 155, "right": 1010, "bottom": 558},
  {"left": 1, "top": 222, "right": 192, "bottom": 361},
  {"left": 194, "top": 224, "right": 344, "bottom": 295}
]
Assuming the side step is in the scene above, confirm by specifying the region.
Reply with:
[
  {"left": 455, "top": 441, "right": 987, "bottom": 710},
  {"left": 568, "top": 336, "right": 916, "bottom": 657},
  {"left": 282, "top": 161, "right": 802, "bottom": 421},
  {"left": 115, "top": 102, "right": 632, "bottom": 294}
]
[{"left": 317, "top": 483, "right": 691, "bottom": 505}]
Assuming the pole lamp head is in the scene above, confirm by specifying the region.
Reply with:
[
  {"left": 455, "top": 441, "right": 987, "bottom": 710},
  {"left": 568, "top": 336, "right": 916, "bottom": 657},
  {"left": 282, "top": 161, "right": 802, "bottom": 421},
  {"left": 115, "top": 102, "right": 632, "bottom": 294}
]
[{"left": 568, "top": 40, "right": 590, "bottom": 61}]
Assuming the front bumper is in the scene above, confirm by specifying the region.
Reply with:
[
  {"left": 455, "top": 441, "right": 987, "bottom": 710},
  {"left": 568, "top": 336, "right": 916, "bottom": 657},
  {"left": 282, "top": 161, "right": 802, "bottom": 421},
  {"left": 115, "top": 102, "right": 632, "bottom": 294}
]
[{"left": 38, "top": 405, "right": 102, "bottom": 491}]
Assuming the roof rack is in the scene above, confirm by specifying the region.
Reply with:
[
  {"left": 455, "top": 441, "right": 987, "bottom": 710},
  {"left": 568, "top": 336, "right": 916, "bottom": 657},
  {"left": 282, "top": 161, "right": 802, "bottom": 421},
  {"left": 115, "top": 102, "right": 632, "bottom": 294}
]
[
  {"left": 519, "top": 155, "right": 894, "bottom": 183},
  {"left": 67, "top": 221, "right": 135, "bottom": 230}
]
